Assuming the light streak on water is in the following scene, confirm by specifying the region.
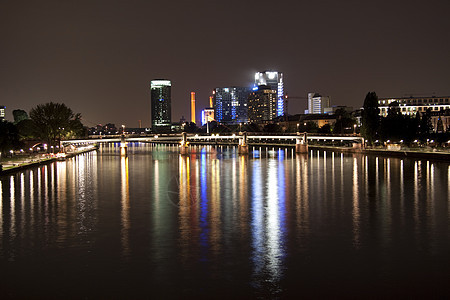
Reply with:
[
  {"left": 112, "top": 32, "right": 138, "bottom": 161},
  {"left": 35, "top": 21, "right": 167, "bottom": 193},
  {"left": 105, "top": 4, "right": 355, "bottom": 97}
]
[
  {"left": 121, "top": 156, "right": 130, "bottom": 258},
  {"left": 352, "top": 157, "right": 360, "bottom": 249}
]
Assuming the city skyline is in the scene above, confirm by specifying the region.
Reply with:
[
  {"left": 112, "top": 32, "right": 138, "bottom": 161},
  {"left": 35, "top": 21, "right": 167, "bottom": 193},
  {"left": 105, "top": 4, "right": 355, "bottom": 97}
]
[{"left": 1, "top": 0, "right": 449, "bottom": 127}]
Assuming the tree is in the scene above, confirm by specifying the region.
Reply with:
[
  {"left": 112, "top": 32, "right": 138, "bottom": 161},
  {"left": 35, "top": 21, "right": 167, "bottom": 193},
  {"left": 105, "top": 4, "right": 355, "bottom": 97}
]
[
  {"left": 0, "top": 121, "right": 21, "bottom": 159},
  {"left": 318, "top": 123, "right": 331, "bottom": 134},
  {"left": 13, "top": 109, "right": 29, "bottom": 124},
  {"left": 29, "top": 102, "right": 84, "bottom": 150},
  {"left": 183, "top": 122, "right": 199, "bottom": 133},
  {"left": 263, "top": 123, "right": 282, "bottom": 133},
  {"left": 16, "top": 119, "right": 37, "bottom": 139},
  {"left": 299, "top": 121, "right": 319, "bottom": 133},
  {"left": 418, "top": 108, "right": 433, "bottom": 138},
  {"left": 361, "top": 92, "right": 380, "bottom": 146},
  {"left": 380, "top": 101, "right": 403, "bottom": 141},
  {"left": 333, "top": 108, "right": 355, "bottom": 134}
]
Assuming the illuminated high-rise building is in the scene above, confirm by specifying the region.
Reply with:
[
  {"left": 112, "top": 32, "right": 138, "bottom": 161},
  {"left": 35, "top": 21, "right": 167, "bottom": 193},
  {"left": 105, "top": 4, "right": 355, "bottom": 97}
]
[
  {"left": 150, "top": 80, "right": 171, "bottom": 132},
  {"left": 248, "top": 85, "right": 277, "bottom": 122},
  {"left": 255, "top": 71, "right": 285, "bottom": 116},
  {"left": 214, "top": 87, "right": 250, "bottom": 124}
]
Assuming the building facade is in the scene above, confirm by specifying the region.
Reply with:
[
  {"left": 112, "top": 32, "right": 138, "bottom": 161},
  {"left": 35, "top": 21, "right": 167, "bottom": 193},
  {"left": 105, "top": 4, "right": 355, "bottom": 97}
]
[
  {"left": 378, "top": 96, "right": 450, "bottom": 117},
  {"left": 378, "top": 96, "right": 450, "bottom": 132},
  {"left": 214, "top": 87, "right": 250, "bottom": 124},
  {"left": 0, "top": 106, "right": 5, "bottom": 121},
  {"left": 305, "top": 93, "right": 331, "bottom": 114},
  {"left": 201, "top": 108, "right": 215, "bottom": 125},
  {"left": 150, "top": 80, "right": 172, "bottom": 132},
  {"left": 248, "top": 85, "right": 277, "bottom": 123},
  {"left": 255, "top": 71, "right": 285, "bottom": 116}
]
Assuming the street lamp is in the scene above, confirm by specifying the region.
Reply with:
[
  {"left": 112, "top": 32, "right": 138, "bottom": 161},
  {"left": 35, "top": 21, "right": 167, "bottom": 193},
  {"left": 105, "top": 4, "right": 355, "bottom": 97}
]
[{"left": 297, "top": 123, "right": 299, "bottom": 133}]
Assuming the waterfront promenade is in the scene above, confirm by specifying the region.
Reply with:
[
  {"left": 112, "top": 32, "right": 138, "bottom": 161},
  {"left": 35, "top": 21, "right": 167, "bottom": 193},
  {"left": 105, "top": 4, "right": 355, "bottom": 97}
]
[{"left": 0, "top": 145, "right": 97, "bottom": 175}]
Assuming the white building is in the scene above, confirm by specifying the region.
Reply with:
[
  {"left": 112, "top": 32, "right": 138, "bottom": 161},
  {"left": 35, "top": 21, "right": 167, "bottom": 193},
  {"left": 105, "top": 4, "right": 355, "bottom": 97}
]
[
  {"left": 378, "top": 96, "right": 450, "bottom": 117},
  {"left": 0, "top": 106, "right": 5, "bottom": 121},
  {"left": 305, "top": 93, "right": 331, "bottom": 114},
  {"left": 378, "top": 96, "right": 450, "bottom": 132}
]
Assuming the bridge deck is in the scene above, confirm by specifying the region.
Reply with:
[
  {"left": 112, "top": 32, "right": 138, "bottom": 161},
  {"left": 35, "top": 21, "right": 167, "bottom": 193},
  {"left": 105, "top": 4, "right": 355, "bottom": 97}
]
[{"left": 62, "top": 134, "right": 363, "bottom": 146}]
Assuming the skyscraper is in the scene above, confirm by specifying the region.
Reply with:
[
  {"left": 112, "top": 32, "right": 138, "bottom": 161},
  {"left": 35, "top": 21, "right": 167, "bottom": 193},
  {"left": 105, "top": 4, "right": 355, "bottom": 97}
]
[
  {"left": 255, "top": 71, "right": 285, "bottom": 116},
  {"left": 214, "top": 87, "right": 250, "bottom": 124},
  {"left": 248, "top": 85, "right": 277, "bottom": 123},
  {"left": 151, "top": 80, "right": 171, "bottom": 132}
]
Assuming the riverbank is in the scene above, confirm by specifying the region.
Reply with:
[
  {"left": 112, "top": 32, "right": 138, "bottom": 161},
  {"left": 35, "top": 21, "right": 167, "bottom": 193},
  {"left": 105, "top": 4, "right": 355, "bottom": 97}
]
[{"left": 0, "top": 145, "right": 98, "bottom": 176}]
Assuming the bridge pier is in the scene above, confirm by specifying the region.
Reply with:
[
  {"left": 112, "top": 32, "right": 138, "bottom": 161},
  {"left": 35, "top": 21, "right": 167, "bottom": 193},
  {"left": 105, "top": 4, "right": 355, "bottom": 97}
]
[
  {"left": 295, "top": 132, "right": 308, "bottom": 154},
  {"left": 352, "top": 142, "right": 362, "bottom": 151},
  {"left": 180, "top": 132, "right": 189, "bottom": 155},
  {"left": 120, "top": 135, "right": 128, "bottom": 156},
  {"left": 238, "top": 132, "right": 249, "bottom": 155}
]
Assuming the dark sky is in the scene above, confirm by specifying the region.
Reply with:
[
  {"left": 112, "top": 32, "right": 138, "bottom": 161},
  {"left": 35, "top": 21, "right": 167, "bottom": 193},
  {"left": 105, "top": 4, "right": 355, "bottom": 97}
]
[{"left": 1, "top": 0, "right": 449, "bottom": 128}]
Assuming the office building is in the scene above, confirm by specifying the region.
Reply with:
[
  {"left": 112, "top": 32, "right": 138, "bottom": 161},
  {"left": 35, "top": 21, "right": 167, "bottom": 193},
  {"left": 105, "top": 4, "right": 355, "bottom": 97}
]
[
  {"left": 150, "top": 80, "right": 172, "bottom": 132},
  {"left": 201, "top": 108, "right": 215, "bottom": 125},
  {"left": 305, "top": 93, "right": 331, "bottom": 114},
  {"left": 214, "top": 87, "right": 250, "bottom": 124},
  {"left": 255, "top": 71, "right": 285, "bottom": 116},
  {"left": 0, "top": 106, "right": 5, "bottom": 121},
  {"left": 248, "top": 85, "right": 277, "bottom": 123}
]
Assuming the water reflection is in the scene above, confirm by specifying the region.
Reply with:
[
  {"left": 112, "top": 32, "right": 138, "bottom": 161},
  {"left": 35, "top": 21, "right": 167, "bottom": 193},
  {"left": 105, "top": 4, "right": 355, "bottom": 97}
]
[
  {"left": 352, "top": 157, "right": 360, "bottom": 248},
  {"left": 0, "top": 146, "right": 449, "bottom": 298},
  {"left": 251, "top": 158, "right": 287, "bottom": 293},
  {"left": 121, "top": 156, "right": 130, "bottom": 258}
]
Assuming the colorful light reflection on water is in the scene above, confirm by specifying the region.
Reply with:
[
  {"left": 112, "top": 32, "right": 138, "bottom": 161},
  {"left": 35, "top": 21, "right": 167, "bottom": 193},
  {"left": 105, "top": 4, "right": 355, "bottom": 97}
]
[{"left": 0, "top": 143, "right": 449, "bottom": 298}]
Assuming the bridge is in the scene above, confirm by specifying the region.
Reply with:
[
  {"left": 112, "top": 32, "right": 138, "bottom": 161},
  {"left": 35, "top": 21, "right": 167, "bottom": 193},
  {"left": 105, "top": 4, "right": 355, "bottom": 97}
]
[{"left": 61, "top": 133, "right": 364, "bottom": 155}]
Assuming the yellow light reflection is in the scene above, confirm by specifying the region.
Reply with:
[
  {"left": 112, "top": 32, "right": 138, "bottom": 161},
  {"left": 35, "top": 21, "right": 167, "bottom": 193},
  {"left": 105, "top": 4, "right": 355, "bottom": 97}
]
[
  {"left": 121, "top": 156, "right": 130, "bottom": 258},
  {"left": 239, "top": 156, "right": 249, "bottom": 237},
  {"left": 30, "top": 170, "right": 35, "bottom": 236},
  {"left": 0, "top": 180, "right": 2, "bottom": 238},
  {"left": 352, "top": 157, "right": 360, "bottom": 249},
  {"left": 10, "top": 176, "right": 16, "bottom": 239},
  {"left": 414, "top": 161, "right": 420, "bottom": 225},
  {"left": 20, "top": 173, "right": 25, "bottom": 233},
  {"left": 178, "top": 155, "right": 190, "bottom": 262},
  {"left": 210, "top": 157, "right": 221, "bottom": 255}
]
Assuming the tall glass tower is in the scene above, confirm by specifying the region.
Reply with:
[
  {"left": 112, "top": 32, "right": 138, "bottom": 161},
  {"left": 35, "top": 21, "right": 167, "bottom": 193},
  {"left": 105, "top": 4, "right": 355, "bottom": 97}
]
[
  {"left": 151, "top": 80, "right": 171, "bottom": 132},
  {"left": 214, "top": 87, "right": 250, "bottom": 124},
  {"left": 255, "top": 71, "right": 285, "bottom": 116}
]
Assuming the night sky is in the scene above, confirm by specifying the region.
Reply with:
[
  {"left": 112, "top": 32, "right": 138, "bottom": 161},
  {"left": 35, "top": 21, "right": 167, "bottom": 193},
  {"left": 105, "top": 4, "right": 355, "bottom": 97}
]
[{"left": 1, "top": 0, "right": 449, "bottom": 128}]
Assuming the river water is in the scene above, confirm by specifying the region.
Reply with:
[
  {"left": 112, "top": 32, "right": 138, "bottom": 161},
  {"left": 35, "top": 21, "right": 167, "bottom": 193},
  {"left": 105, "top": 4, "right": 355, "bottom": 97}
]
[{"left": 0, "top": 143, "right": 449, "bottom": 298}]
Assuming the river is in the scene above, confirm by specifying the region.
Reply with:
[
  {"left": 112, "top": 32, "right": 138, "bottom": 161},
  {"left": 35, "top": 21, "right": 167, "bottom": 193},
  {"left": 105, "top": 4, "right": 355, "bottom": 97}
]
[{"left": 0, "top": 143, "right": 449, "bottom": 298}]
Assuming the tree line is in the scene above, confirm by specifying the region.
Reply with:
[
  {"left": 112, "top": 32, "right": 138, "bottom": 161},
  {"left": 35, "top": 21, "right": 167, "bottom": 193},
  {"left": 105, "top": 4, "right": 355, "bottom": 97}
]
[{"left": 0, "top": 102, "right": 85, "bottom": 158}]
